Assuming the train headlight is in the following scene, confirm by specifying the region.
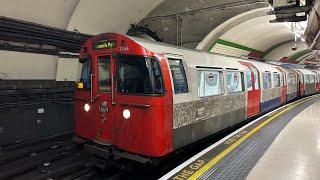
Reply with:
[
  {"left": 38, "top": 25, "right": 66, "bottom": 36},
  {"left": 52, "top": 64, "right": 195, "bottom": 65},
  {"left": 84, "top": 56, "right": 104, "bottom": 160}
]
[
  {"left": 123, "top": 109, "right": 131, "bottom": 119},
  {"left": 84, "top": 103, "right": 90, "bottom": 112}
]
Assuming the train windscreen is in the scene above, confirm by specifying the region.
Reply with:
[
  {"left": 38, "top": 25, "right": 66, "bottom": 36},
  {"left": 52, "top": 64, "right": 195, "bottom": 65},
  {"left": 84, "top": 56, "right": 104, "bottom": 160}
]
[
  {"left": 79, "top": 57, "right": 91, "bottom": 89},
  {"left": 98, "top": 56, "right": 111, "bottom": 92},
  {"left": 117, "top": 55, "right": 164, "bottom": 95}
]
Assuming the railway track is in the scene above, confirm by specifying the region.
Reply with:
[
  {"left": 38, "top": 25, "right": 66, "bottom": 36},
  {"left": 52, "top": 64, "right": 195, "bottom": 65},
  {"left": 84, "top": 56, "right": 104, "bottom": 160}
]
[
  {"left": 0, "top": 121, "right": 249, "bottom": 180},
  {"left": 0, "top": 134, "right": 96, "bottom": 180}
]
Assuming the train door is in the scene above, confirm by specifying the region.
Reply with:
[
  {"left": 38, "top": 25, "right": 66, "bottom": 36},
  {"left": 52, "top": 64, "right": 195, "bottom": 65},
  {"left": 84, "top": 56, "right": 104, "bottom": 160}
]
[
  {"left": 94, "top": 55, "right": 116, "bottom": 141},
  {"left": 239, "top": 62, "right": 261, "bottom": 117},
  {"left": 276, "top": 67, "right": 287, "bottom": 104},
  {"left": 313, "top": 71, "right": 320, "bottom": 91},
  {"left": 315, "top": 72, "right": 320, "bottom": 92},
  {"left": 244, "top": 67, "right": 254, "bottom": 116},
  {"left": 297, "top": 71, "right": 305, "bottom": 96}
]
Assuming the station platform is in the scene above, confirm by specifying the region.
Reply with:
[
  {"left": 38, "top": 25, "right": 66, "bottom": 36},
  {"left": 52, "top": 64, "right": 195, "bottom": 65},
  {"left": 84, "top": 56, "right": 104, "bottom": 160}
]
[{"left": 161, "top": 94, "right": 320, "bottom": 180}]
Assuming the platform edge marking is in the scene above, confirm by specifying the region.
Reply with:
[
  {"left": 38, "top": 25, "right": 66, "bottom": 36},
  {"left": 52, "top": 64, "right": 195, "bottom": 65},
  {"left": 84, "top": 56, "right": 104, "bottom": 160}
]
[
  {"left": 160, "top": 95, "right": 318, "bottom": 180},
  {"left": 188, "top": 96, "right": 316, "bottom": 180}
]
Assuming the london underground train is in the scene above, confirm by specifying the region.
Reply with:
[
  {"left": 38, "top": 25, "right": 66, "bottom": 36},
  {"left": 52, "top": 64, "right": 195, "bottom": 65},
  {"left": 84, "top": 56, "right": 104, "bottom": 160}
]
[{"left": 75, "top": 33, "right": 320, "bottom": 162}]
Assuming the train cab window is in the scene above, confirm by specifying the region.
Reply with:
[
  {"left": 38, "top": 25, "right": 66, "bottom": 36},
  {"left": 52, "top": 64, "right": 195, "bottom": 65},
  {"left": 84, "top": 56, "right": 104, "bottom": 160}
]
[
  {"left": 79, "top": 56, "right": 91, "bottom": 89},
  {"left": 263, "top": 72, "right": 272, "bottom": 89},
  {"left": 168, "top": 59, "right": 188, "bottom": 94},
  {"left": 198, "top": 70, "right": 223, "bottom": 97},
  {"left": 98, "top": 56, "right": 111, "bottom": 92},
  {"left": 245, "top": 69, "right": 253, "bottom": 91},
  {"left": 226, "top": 71, "right": 244, "bottom": 93},
  {"left": 117, "top": 55, "right": 164, "bottom": 94},
  {"left": 273, "top": 73, "right": 281, "bottom": 87}
]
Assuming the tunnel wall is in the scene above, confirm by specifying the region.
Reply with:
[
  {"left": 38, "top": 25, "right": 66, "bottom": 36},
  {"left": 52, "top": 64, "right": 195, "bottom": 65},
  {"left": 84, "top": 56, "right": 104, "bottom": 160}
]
[
  {"left": 0, "top": 50, "right": 76, "bottom": 147},
  {"left": 0, "top": 80, "right": 75, "bottom": 147}
]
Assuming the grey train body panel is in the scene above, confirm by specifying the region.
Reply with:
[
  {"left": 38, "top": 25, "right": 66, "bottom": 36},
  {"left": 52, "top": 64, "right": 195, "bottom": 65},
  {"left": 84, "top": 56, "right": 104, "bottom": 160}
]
[{"left": 173, "top": 93, "right": 246, "bottom": 149}]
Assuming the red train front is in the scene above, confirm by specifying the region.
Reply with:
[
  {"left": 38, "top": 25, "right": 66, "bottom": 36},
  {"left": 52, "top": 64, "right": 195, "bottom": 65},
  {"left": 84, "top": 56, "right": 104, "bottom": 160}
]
[{"left": 75, "top": 33, "right": 173, "bottom": 157}]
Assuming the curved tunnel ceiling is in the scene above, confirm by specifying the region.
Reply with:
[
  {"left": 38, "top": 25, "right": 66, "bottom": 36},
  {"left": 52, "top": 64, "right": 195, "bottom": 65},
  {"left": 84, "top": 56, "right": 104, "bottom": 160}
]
[
  {"left": 0, "top": 0, "right": 165, "bottom": 34},
  {"left": 67, "top": 0, "right": 165, "bottom": 34},
  {"left": 0, "top": 0, "right": 289, "bottom": 52},
  {"left": 137, "top": 0, "right": 269, "bottom": 48},
  {"left": 0, "top": 0, "right": 79, "bottom": 28},
  {"left": 219, "top": 15, "right": 295, "bottom": 51},
  {"left": 0, "top": 0, "right": 314, "bottom": 64},
  {"left": 196, "top": 7, "right": 312, "bottom": 64}
]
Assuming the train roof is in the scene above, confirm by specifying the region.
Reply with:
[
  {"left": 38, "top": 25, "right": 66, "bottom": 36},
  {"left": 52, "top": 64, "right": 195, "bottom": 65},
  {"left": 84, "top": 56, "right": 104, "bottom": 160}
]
[
  {"left": 129, "top": 35, "right": 246, "bottom": 70},
  {"left": 127, "top": 35, "right": 317, "bottom": 74},
  {"left": 295, "top": 68, "right": 316, "bottom": 74}
]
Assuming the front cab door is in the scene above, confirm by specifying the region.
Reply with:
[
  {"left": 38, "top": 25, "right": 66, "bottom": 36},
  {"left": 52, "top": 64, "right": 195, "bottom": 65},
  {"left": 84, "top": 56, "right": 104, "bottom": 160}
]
[{"left": 94, "top": 55, "right": 116, "bottom": 143}]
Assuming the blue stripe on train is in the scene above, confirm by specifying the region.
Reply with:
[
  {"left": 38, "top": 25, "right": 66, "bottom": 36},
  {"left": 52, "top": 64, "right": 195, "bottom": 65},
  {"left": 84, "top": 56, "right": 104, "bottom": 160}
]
[{"left": 261, "top": 97, "right": 281, "bottom": 113}]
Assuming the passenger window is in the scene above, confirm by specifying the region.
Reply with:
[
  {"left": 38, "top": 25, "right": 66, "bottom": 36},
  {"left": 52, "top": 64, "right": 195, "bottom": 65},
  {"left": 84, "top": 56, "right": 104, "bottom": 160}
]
[
  {"left": 198, "top": 70, "right": 223, "bottom": 97},
  {"left": 263, "top": 73, "right": 272, "bottom": 89},
  {"left": 246, "top": 69, "right": 253, "bottom": 91},
  {"left": 226, "top": 71, "right": 244, "bottom": 93},
  {"left": 168, "top": 59, "right": 188, "bottom": 94},
  {"left": 98, "top": 56, "right": 111, "bottom": 92},
  {"left": 273, "top": 73, "right": 281, "bottom": 87}
]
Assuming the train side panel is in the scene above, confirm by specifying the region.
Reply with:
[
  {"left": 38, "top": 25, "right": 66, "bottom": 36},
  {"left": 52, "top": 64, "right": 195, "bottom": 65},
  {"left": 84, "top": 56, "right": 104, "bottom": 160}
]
[{"left": 167, "top": 53, "right": 247, "bottom": 150}]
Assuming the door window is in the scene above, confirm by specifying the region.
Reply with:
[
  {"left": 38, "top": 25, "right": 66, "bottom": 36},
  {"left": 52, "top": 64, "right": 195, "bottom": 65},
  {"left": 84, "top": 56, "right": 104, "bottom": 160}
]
[
  {"left": 251, "top": 68, "right": 260, "bottom": 90},
  {"left": 98, "top": 56, "right": 111, "bottom": 92},
  {"left": 263, "top": 73, "right": 272, "bottom": 89},
  {"left": 198, "top": 70, "right": 223, "bottom": 97},
  {"left": 246, "top": 68, "right": 253, "bottom": 91},
  {"left": 273, "top": 73, "right": 281, "bottom": 87},
  {"left": 304, "top": 74, "right": 310, "bottom": 83},
  {"left": 310, "top": 75, "right": 315, "bottom": 83}
]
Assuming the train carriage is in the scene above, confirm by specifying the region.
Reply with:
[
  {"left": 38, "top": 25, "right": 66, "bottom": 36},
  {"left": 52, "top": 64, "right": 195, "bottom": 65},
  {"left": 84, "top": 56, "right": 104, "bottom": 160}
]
[
  {"left": 244, "top": 61, "right": 283, "bottom": 113},
  {"left": 296, "top": 69, "right": 317, "bottom": 95},
  {"left": 75, "top": 33, "right": 320, "bottom": 161},
  {"left": 313, "top": 70, "right": 320, "bottom": 91}
]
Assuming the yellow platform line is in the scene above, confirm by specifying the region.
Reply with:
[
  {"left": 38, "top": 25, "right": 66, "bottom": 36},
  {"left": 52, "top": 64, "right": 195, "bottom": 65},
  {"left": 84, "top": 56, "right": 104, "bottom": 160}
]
[{"left": 188, "top": 96, "right": 317, "bottom": 180}]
